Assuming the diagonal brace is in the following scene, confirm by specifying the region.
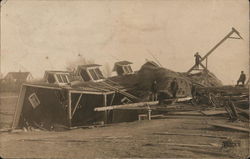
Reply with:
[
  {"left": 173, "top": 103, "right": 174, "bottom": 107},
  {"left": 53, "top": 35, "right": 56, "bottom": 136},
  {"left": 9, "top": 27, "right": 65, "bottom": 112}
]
[{"left": 72, "top": 94, "right": 83, "bottom": 118}]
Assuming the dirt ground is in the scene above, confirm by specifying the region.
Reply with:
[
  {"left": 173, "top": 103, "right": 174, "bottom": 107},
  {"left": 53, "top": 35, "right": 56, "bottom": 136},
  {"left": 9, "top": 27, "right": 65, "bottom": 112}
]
[{"left": 0, "top": 92, "right": 249, "bottom": 159}]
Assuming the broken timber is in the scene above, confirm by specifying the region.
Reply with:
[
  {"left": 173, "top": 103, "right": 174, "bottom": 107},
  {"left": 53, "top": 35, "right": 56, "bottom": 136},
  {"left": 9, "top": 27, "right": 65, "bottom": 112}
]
[
  {"left": 209, "top": 123, "right": 250, "bottom": 133},
  {"left": 94, "top": 101, "right": 159, "bottom": 111}
]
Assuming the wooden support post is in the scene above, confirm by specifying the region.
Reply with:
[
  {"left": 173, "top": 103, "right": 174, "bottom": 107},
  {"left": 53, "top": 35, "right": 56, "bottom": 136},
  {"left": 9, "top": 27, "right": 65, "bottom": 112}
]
[
  {"left": 68, "top": 91, "right": 72, "bottom": 127},
  {"left": 148, "top": 109, "right": 152, "bottom": 120},
  {"left": 103, "top": 94, "right": 107, "bottom": 106},
  {"left": 103, "top": 94, "right": 108, "bottom": 124},
  {"left": 12, "top": 85, "right": 27, "bottom": 129}
]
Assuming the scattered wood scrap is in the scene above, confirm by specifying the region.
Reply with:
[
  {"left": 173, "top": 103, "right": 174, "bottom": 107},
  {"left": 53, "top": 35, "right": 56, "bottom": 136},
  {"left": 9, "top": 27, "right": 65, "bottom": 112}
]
[
  {"left": 153, "top": 132, "right": 228, "bottom": 139},
  {"left": 170, "top": 147, "right": 235, "bottom": 158},
  {"left": 209, "top": 123, "right": 250, "bottom": 133},
  {"left": 158, "top": 143, "right": 219, "bottom": 148},
  {"left": 235, "top": 107, "right": 249, "bottom": 117},
  {"left": 0, "top": 128, "right": 12, "bottom": 133},
  {"left": 19, "top": 139, "right": 88, "bottom": 143}
]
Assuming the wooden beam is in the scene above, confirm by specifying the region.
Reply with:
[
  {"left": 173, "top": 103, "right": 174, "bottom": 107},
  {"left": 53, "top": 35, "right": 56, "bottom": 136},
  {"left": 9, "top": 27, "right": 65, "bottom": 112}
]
[
  {"left": 71, "top": 93, "right": 83, "bottom": 118},
  {"left": 100, "top": 81, "right": 140, "bottom": 101},
  {"left": 187, "top": 28, "right": 242, "bottom": 74},
  {"left": 23, "top": 84, "right": 62, "bottom": 90},
  {"left": 12, "top": 85, "right": 27, "bottom": 129},
  {"left": 69, "top": 89, "right": 108, "bottom": 95},
  {"left": 206, "top": 57, "right": 208, "bottom": 69},
  {"left": 94, "top": 101, "right": 158, "bottom": 112}
]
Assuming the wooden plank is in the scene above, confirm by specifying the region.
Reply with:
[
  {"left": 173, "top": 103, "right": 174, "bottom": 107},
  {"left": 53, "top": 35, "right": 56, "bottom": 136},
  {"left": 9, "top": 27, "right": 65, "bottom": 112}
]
[
  {"left": 109, "top": 93, "right": 115, "bottom": 105},
  {"left": 166, "top": 111, "right": 203, "bottom": 116},
  {"left": 153, "top": 132, "right": 228, "bottom": 139},
  {"left": 176, "top": 97, "right": 192, "bottom": 102},
  {"left": 201, "top": 110, "right": 228, "bottom": 116},
  {"left": 94, "top": 101, "right": 158, "bottom": 111},
  {"left": 209, "top": 123, "right": 250, "bottom": 133},
  {"left": 12, "top": 85, "right": 27, "bottom": 129},
  {"left": 163, "top": 97, "right": 192, "bottom": 102}
]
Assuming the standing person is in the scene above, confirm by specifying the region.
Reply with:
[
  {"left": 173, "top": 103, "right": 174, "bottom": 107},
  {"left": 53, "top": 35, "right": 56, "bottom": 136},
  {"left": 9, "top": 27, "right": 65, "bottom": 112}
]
[
  {"left": 191, "top": 83, "right": 197, "bottom": 99},
  {"left": 151, "top": 80, "right": 158, "bottom": 101},
  {"left": 170, "top": 78, "right": 179, "bottom": 98},
  {"left": 237, "top": 71, "right": 246, "bottom": 86},
  {"left": 194, "top": 52, "right": 202, "bottom": 69}
]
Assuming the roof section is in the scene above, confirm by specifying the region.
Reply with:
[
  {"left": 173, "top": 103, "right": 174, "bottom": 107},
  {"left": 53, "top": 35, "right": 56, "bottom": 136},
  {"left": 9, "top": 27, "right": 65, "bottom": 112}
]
[
  {"left": 24, "top": 80, "right": 127, "bottom": 94},
  {"left": 5, "top": 72, "right": 31, "bottom": 80},
  {"left": 78, "top": 64, "right": 102, "bottom": 69},
  {"left": 114, "top": 61, "right": 133, "bottom": 66}
]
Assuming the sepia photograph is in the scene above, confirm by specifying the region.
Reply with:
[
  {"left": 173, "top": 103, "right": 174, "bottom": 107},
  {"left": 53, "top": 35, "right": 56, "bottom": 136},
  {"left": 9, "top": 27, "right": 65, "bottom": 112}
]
[{"left": 0, "top": 0, "right": 249, "bottom": 158}]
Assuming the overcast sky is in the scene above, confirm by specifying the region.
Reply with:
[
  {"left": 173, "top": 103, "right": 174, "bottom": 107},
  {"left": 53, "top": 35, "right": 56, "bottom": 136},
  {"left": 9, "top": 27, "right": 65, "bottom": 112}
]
[{"left": 1, "top": 0, "right": 249, "bottom": 84}]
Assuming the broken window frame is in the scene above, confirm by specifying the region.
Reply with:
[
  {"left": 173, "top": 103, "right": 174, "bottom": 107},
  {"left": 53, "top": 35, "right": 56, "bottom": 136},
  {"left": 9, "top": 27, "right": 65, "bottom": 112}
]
[
  {"left": 54, "top": 73, "right": 70, "bottom": 84},
  {"left": 86, "top": 67, "right": 105, "bottom": 82},
  {"left": 28, "top": 93, "right": 40, "bottom": 108},
  {"left": 94, "top": 68, "right": 104, "bottom": 79},
  {"left": 127, "top": 65, "right": 133, "bottom": 73},
  {"left": 80, "top": 69, "right": 91, "bottom": 81},
  {"left": 89, "top": 69, "right": 99, "bottom": 80},
  {"left": 122, "top": 65, "right": 133, "bottom": 75}
]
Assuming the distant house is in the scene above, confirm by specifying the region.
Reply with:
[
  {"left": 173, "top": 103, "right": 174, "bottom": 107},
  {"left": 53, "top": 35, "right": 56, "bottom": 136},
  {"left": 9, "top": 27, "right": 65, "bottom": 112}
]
[
  {"left": 4, "top": 72, "right": 33, "bottom": 83},
  {"left": 76, "top": 64, "right": 105, "bottom": 82},
  {"left": 113, "top": 61, "right": 133, "bottom": 76}
]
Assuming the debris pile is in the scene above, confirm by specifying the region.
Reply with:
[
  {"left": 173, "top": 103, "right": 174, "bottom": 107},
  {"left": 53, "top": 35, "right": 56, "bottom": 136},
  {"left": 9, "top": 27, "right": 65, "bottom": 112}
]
[{"left": 187, "top": 70, "right": 223, "bottom": 87}]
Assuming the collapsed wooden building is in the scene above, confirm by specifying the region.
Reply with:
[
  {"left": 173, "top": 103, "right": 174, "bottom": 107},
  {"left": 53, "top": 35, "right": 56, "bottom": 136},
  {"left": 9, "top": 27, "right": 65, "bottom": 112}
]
[
  {"left": 11, "top": 60, "right": 225, "bottom": 130},
  {"left": 11, "top": 64, "right": 150, "bottom": 130}
]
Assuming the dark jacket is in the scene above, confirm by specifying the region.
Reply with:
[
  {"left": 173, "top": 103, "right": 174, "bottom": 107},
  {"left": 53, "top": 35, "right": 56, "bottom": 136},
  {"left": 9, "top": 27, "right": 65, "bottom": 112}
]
[
  {"left": 170, "top": 80, "right": 179, "bottom": 92},
  {"left": 151, "top": 81, "right": 158, "bottom": 93}
]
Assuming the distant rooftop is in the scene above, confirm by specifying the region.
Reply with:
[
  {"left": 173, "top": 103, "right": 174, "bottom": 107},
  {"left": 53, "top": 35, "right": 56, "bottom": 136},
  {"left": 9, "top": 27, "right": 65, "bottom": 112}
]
[{"left": 5, "top": 72, "right": 32, "bottom": 80}]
